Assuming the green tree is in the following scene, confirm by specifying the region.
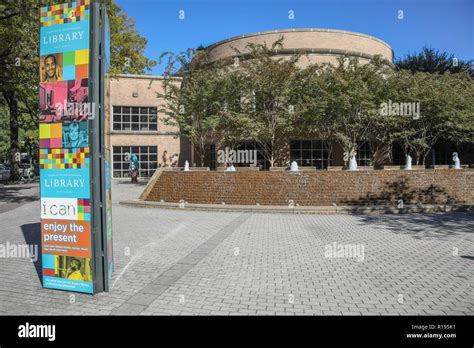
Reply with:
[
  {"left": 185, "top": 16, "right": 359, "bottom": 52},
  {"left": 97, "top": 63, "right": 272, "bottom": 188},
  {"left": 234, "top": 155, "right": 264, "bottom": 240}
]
[
  {"left": 361, "top": 58, "right": 397, "bottom": 167},
  {"left": 237, "top": 37, "right": 303, "bottom": 167},
  {"left": 396, "top": 46, "right": 473, "bottom": 75},
  {"left": 395, "top": 47, "right": 473, "bottom": 164},
  {"left": 441, "top": 72, "right": 474, "bottom": 150},
  {"left": 0, "top": 106, "right": 10, "bottom": 161},
  {"left": 0, "top": 0, "right": 39, "bottom": 179},
  {"left": 159, "top": 41, "right": 473, "bottom": 170},
  {"left": 215, "top": 71, "right": 255, "bottom": 156},
  {"left": 284, "top": 62, "right": 333, "bottom": 165},
  {"left": 158, "top": 49, "right": 247, "bottom": 166},
  {"left": 0, "top": 0, "right": 156, "bottom": 180},
  {"left": 314, "top": 56, "right": 391, "bottom": 166},
  {"left": 389, "top": 70, "right": 474, "bottom": 165},
  {"left": 105, "top": 0, "right": 156, "bottom": 75}
]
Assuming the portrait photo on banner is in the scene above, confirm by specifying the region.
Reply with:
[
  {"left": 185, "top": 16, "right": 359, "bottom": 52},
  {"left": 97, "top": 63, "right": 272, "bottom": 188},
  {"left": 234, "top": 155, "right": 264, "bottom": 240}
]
[
  {"left": 62, "top": 121, "right": 89, "bottom": 148},
  {"left": 53, "top": 255, "right": 92, "bottom": 282},
  {"left": 40, "top": 53, "right": 64, "bottom": 83},
  {"left": 40, "top": 79, "right": 90, "bottom": 122}
]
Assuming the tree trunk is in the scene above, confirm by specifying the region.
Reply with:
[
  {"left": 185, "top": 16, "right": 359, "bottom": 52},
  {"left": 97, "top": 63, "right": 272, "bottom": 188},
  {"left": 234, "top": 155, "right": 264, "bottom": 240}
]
[
  {"left": 198, "top": 138, "right": 205, "bottom": 167},
  {"left": 420, "top": 151, "right": 429, "bottom": 166},
  {"left": 269, "top": 137, "right": 275, "bottom": 167},
  {"left": 413, "top": 154, "right": 419, "bottom": 165},
  {"left": 200, "top": 144, "right": 205, "bottom": 167},
  {"left": 325, "top": 140, "right": 333, "bottom": 168},
  {"left": 6, "top": 90, "right": 20, "bottom": 181},
  {"left": 371, "top": 142, "right": 389, "bottom": 168}
]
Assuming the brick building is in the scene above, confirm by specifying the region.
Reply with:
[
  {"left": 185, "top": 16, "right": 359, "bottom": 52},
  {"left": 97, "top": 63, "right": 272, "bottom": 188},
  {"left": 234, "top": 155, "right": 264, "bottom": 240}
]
[
  {"left": 107, "top": 29, "right": 472, "bottom": 177},
  {"left": 108, "top": 74, "right": 191, "bottom": 178}
]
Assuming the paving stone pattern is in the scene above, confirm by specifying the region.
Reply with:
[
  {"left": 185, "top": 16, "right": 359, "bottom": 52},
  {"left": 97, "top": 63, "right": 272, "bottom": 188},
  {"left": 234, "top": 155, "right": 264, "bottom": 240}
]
[{"left": 0, "top": 181, "right": 472, "bottom": 315}]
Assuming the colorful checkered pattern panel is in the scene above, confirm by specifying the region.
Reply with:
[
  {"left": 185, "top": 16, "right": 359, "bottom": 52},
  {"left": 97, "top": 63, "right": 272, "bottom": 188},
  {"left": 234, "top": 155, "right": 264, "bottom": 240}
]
[
  {"left": 78, "top": 199, "right": 90, "bottom": 221},
  {"left": 39, "top": 123, "right": 62, "bottom": 148},
  {"left": 40, "top": 147, "right": 90, "bottom": 169},
  {"left": 62, "top": 49, "right": 89, "bottom": 80},
  {"left": 40, "top": 0, "right": 90, "bottom": 27}
]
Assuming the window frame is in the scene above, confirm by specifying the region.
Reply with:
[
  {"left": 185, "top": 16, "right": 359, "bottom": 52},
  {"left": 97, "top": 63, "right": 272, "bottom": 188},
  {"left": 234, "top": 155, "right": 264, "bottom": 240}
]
[
  {"left": 356, "top": 142, "right": 372, "bottom": 166},
  {"left": 289, "top": 139, "right": 331, "bottom": 169},
  {"left": 112, "top": 145, "right": 158, "bottom": 178},
  {"left": 112, "top": 105, "right": 158, "bottom": 132}
]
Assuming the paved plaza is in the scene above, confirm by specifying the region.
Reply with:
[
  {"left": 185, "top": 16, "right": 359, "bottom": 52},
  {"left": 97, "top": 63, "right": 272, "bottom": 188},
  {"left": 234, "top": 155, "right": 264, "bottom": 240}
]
[{"left": 0, "top": 181, "right": 473, "bottom": 315}]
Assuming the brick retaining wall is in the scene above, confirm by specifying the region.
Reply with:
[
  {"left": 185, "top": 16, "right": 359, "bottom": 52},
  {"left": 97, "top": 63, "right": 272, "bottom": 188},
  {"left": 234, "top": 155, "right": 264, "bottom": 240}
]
[{"left": 144, "top": 170, "right": 474, "bottom": 206}]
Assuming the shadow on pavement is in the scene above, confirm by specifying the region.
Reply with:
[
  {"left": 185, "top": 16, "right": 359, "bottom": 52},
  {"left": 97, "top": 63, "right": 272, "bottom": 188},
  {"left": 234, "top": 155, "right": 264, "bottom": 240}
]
[
  {"left": 354, "top": 212, "right": 474, "bottom": 240},
  {"left": 21, "top": 222, "right": 42, "bottom": 285},
  {"left": 0, "top": 184, "right": 39, "bottom": 203},
  {"left": 342, "top": 177, "right": 458, "bottom": 205}
]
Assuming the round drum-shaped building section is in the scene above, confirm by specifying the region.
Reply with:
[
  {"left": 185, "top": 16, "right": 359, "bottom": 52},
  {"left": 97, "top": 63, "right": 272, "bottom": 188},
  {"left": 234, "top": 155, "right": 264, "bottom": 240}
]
[{"left": 206, "top": 28, "right": 394, "bottom": 67}]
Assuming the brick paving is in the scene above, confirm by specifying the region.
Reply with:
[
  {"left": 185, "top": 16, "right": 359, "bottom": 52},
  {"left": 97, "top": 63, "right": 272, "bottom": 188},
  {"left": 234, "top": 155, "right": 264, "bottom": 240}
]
[{"left": 0, "top": 181, "right": 473, "bottom": 315}]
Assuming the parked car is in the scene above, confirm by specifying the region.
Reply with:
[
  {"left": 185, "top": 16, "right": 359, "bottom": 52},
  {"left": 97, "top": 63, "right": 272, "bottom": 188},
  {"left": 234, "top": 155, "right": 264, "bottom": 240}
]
[{"left": 0, "top": 164, "right": 10, "bottom": 181}]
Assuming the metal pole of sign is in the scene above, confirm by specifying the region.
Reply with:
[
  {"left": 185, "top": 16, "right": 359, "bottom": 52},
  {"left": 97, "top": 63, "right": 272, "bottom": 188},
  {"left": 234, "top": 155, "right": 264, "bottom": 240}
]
[
  {"left": 89, "top": 1, "right": 101, "bottom": 294},
  {"left": 89, "top": 1, "right": 112, "bottom": 294},
  {"left": 99, "top": 2, "right": 114, "bottom": 292},
  {"left": 38, "top": 0, "right": 111, "bottom": 295}
]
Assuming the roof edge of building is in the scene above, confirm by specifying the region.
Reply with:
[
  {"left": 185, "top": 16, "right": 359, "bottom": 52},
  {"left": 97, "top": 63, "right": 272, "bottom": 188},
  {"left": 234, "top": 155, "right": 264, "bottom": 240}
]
[{"left": 206, "top": 28, "right": 393, "bottom": 54}]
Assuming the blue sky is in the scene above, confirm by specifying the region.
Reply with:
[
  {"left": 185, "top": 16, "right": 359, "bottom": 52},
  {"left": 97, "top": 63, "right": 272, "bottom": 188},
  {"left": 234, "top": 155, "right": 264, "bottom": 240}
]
[{"left": 115, "top": 0, "right": 473, "bottom": 75}]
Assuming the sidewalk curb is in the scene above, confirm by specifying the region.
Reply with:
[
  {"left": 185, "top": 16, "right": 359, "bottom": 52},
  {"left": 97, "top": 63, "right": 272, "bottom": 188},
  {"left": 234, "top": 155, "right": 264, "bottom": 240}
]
[{"left": 119, "top": 199, "right": 474, "bottom": 215}]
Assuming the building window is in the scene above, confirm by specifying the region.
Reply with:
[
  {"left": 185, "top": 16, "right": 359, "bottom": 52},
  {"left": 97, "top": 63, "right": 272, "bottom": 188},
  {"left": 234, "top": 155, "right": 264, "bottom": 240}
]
[
  {"left": 112, "top": 106, "right": 157, "bottom": 131},
  {"left": 391, "top": 142, "right": 405, "bottom": 165},
  {"left": 212, "top": 142, "right": 269, "bottom": 170},
  {"left": 112, "top": 146, "right": 158, "bottom": 178},
  {"left": 209, "top": 144, "right": 216, "bottom": 170},
  {"left": 236, "top": 142, "right": 269, "bottom": 170},
  {"left": 433, "top": 151, "right": 451, "bottom": 165},
  {"left": 431, "top": 141, "right": 456, "bottom": 165},
  {"left": 290, "top": 140, "right": 331, "bottom": 169},
  {"left": 356, "top": 142, "right": 372, "bottom": 166}
]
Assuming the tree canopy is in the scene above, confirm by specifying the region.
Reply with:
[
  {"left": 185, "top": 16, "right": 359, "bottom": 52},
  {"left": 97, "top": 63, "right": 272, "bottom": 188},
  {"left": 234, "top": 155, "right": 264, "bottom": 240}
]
[
  {"left": 160, "top": 40, "right": 474, "bottom": 168},
  {"left": 0, "top": 0, "right": 156, "bottom": 178},
  {"left": 396, "top": 46, "right": 473, "bottom": 75}
]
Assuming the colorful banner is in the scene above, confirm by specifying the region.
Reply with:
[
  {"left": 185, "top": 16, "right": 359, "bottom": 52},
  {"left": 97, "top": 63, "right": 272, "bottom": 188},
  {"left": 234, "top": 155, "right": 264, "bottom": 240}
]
[
  {"left": 105, "top": 149, "right": 114, "bottom": 280},
  {"left": 39, "top": 0, "right": 93, "bottom": 294},
  {"left": 39, "top": 79, "right": 90, "bottom": 122},
  {"left": 42, "top": 253, "right": 93, "bottom": 293},
  {"left": 41, "top": 220, "right": 91, "bottom": 258},
  {"left": 40, "top": 168, "right": 90, "bottom": 198},
  {"left": 40, "top": 147, "right": 90, "bottom": 170},
  {"left": 40, "top": 197, "right": 90, "bottom": 222}
]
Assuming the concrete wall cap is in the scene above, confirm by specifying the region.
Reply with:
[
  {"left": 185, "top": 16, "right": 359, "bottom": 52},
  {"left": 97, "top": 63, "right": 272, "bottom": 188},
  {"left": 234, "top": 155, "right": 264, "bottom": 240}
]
[{"left": 206, "top": 28, "right": 394, "bottom": 54}]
